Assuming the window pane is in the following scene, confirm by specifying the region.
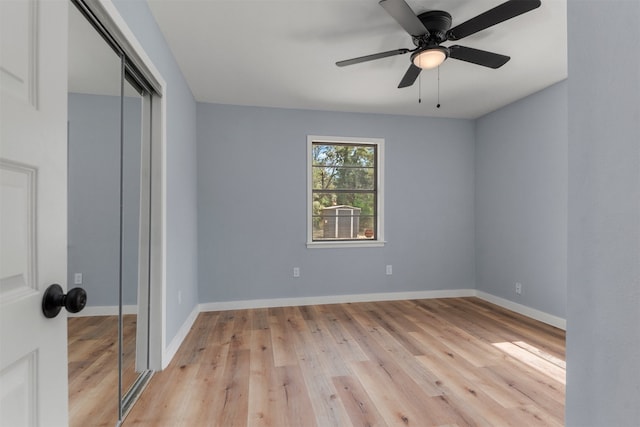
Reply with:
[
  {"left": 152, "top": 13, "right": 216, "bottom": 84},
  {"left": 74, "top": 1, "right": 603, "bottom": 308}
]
[
  {"left": 312, "top": 144, "right": 375, "bottom": 167},
  {"left": 359, "top": 216, "right": 376, "bottom": 239},
  {"left": 312, "top": 213, "right": 376, "bottom": 240},
  {"left": 312, "top": 165, "right": 374, "bottom": 190},
  {"left": 312, "top": 192, "right": 375, "bottom": 240},
  {"left": 312, "top": 192, "right": 374, "bottom": 212}
]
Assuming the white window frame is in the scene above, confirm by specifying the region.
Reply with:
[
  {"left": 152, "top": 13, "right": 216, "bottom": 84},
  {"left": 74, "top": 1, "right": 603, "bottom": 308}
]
[{"left": 307, "top": 135, "right": 385, "bottom": 248}]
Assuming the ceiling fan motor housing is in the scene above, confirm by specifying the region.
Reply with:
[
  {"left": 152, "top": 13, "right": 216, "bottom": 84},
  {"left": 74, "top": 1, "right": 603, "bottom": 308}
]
[{"left": 416, "top": 10, "right": 452, "bottom": 44}]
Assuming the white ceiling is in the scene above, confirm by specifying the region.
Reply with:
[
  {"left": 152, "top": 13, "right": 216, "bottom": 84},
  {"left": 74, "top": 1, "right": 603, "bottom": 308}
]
[{"left": 147, "top": 0, "right": 567, "bottom": 119}]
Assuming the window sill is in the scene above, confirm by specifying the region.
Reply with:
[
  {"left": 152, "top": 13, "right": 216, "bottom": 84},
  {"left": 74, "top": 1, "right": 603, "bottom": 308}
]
[{"left": 306, "top": 240, "right": 386, "bottom": 249}]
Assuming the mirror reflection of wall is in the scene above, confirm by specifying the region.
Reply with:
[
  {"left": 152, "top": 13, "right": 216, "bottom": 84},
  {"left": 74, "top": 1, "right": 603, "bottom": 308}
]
[{"left": 68, "top": 91, "right": 142, "bottom": 308}]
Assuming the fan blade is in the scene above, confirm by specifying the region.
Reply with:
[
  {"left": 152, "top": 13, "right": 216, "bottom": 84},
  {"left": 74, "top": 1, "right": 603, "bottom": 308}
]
[
  {"left": 448, "top": 45, "right": 510, "bottom": 68},
  {"left": 379, "top": 0, "right": 429, "bottom": 37},
  {"left": 447, "top": 0, "right": 541, "bottom": 41},
  {"left": 336, "top": 49, "right": 411, "bottom": 67},
  {"left": 398, "top": 64, "right": 421, "bottom": 88}
]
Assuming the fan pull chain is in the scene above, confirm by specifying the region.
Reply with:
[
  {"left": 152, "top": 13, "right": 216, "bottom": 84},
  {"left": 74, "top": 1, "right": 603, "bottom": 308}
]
[
  {"left": 436, "top": 66, "right": 441, "bottom": 109},
  {"left": 418, "top": 72, "right": 422, "bottom": 104}
]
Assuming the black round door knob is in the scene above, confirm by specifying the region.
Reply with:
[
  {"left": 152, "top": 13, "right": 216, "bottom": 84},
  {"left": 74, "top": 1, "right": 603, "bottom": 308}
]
[{"left": 42, "top": 284, "right": 87, "bottom": 318}]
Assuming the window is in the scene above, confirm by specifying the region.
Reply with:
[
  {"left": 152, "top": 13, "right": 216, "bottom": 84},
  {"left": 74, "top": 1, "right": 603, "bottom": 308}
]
[{"left": 307, "top": 136, "right": 384, "bottom": 248}]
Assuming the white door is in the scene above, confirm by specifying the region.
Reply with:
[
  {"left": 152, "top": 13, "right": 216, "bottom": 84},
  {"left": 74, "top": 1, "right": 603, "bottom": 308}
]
[{"left": 0, "top": 0, "right": 70, "bottom": 425}]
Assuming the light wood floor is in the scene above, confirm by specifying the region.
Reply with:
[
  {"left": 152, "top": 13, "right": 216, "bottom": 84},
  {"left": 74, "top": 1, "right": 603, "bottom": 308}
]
[
  {"left": 68, "top": 314, "right": 138, "bottom": 427},
  {"left": 124, "top": 297, "right": 565, "bottom": 426}
]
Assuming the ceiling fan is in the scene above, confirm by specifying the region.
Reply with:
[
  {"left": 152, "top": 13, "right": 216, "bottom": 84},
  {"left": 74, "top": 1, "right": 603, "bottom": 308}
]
[{"left": 336, "top": 0, "right": 541, "bottom": 88}]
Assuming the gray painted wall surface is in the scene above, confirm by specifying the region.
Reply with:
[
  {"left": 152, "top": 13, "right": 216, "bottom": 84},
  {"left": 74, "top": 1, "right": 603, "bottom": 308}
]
[
  {"left": 68, "top": 93, "right": 141, "bottom": 307},
  {"left": 197, "top": 104, "right": 476, "bottom": 303},
  {"left": 475, "top": 81, "right": 568, "bottom": 318},
  {"left": 566, "top": 1, "right": 640, "bottom": 425},
  {"left": 113, "top": 0, "right": 199, "bottom": 343}
]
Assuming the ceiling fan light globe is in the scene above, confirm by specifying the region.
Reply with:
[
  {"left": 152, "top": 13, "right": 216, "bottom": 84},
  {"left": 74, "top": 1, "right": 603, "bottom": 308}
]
[{"left": 412, "top": 48, "right": 448, "bottom": 69}]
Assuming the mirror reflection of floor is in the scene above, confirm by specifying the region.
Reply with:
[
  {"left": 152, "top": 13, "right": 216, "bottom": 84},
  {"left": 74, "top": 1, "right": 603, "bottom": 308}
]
[{"left": 68, "top": 314, "right": 137, "bottom": 427}]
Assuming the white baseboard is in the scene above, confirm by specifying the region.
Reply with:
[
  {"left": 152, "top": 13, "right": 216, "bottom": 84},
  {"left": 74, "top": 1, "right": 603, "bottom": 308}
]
[
  {"left": 162, "top": 304, "right": 199, "bottom": 369},
  {"left": 68, "top": 304, "right": 137, "bottom": 317},
  {"left": 475, "top": 291, "right": 566, "bottom": 330},
  {"left": 198, "top": 289, "right": 477, "bottom": 312}
]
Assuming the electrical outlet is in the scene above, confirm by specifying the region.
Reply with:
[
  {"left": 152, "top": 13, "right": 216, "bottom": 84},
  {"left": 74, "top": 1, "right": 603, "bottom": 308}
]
[
  {"left": 74, "top": 273, "right": 83, "bottom": 285},
  {"left": 293, "top": 267, "right": 300, "bottom": 278},
  {"left": 386, "top": 265, "right": 392, "bottom": 275},
  {"left": 515, "top": 282, "right": 522, "bottom": 295}
]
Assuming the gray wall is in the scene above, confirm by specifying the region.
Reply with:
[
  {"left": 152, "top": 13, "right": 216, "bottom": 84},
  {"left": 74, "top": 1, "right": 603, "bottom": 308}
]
[
  {"left": 114, "top": 0, "right": 199, "bottom": 343},
  {"left": 475, "top": 81, "right": 568, "bottom": 318},
  {"left": 68, "top": 93, "right": 141, "bottom": 307},
  {"left": 197, "top": 104, "right": 476, "bottom": 303},
  {"left": 566, "top": 0, "right": 640, "bottom": 425}
]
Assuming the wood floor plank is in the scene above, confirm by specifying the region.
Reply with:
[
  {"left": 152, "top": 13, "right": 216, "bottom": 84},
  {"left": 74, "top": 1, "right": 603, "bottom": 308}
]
[
  {"left": 283, "top": 306, "right": 353, "bottom": 426},
  {"left": 358, "top": 301, "right": 425, "bottom": 356},
  {"left": 268, "top": 308, "right": 299, "bottom": 367},
  {"left": 443, "top": 298, "right": 565, "bottom": 359},
  {"left": 179, "top": 337, "right": 231, "bottom": 424},
  {"left": 216, "top": 348, "right": 251, "bottom": 427},
  {"left": 251, "top": 308, "right": 270, "bottom": 331},
  {"left": 350, "top": 360, "right": 431, "bottom": 426},
  {"left": 312, "top": 304, "right": 369, "bottom": 364},
  {"left": 350, "top": 309, "right": 444, "bottom": 397},
  {"left": 409, "top": 301, "right": 508, "bottom": 366},
  {"left": 247, "top": 329, "right": 276, "bottom": 427},
  {"left": 332, "top": 375, "right": 387, "bottom": 427},
  {"left": 484, "top": 358, "right": 565, "bottom": 414},
  {"left": 345, "top": 311, "right": 471, "bottom": 425},
  {"left": 123, "top": 297, "right": 565, "bottom": 426},
  {"left": 296, "top": 305, "right": 355, "bottom": 377},
  {"left": 415, "top": 353, "right": 515, "bottom": 426},
  {"left": 68, "top": 315, "right": 138, "bottom": 427},
  {"left": 273, "top": 364, "right": 318, "bottom": 427},
  {"left": 512, "top": 340, "right": 566, "bottom": 369},
  {"left": 230, "top": 310, "right": 252, "bottom": 352},
  {"left": 492, "top": 341, "right": 566, "bottom": 385}
]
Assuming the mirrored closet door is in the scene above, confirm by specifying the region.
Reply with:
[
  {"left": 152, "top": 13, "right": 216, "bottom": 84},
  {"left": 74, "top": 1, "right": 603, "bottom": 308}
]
[{"left": 67, "top": 1, "right": 154, "bottom": 424}]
